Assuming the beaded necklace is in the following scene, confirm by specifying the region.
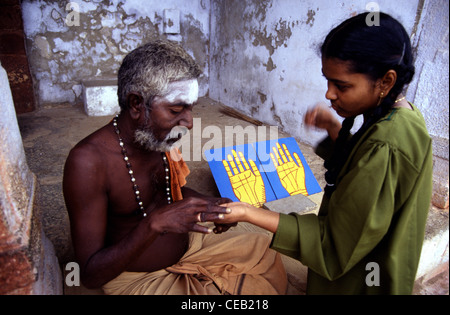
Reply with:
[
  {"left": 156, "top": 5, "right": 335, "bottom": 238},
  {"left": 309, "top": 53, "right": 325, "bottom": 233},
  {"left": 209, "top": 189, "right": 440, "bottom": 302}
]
[{"left": 112, "top": 115, "right": 172, "bottom": 218}]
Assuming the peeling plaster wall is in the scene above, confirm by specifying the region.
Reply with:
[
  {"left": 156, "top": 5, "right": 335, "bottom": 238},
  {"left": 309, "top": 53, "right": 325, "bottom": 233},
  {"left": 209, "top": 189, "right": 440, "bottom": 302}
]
[
  {"left": 404, "top": 0, "right": 449, "bottom": 208},
  {"left": 21, "top": 0, "right": 211, "bottom": 105},
  {"left": 210, "top": 0, "right": 449, "bottom": 207},
  {"left": 20, "top": 0, "right": 449, "bottom": 164},
  {"left": 406, "top": 0, "right": 449, "bottom": 160},
  {"left": 210, "top": 0, "right": 434, "bottom": 146}
]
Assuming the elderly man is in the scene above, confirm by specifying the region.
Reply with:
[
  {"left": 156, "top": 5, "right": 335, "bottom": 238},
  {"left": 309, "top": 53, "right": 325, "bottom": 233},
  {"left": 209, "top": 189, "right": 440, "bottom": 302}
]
[{"left": 63, "top": 40, "right": 287, "bottom": 295}]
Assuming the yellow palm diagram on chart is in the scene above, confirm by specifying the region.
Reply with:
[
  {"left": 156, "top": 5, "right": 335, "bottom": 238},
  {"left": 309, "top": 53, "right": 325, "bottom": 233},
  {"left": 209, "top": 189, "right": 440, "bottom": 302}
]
[
  {"left": 206, "top": 137, "right": 321, "bottom": 208},
  {"left": 222, "top": 150, "right": 266, "bottom": 207},
  {"left": 270, "top": 143, "right": 308, "bottom": 196}
]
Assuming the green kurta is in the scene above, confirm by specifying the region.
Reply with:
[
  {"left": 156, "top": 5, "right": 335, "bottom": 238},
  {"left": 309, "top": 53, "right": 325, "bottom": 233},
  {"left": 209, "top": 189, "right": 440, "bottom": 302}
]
[{"left": 271, "top": 104, "right": 433, "bottom": 294}]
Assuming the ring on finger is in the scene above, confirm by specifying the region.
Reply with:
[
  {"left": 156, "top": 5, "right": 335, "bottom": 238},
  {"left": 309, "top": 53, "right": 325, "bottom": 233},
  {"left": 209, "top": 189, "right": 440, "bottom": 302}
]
[{"left": 197, "top": 212, "right": 202, "bottom": 222}]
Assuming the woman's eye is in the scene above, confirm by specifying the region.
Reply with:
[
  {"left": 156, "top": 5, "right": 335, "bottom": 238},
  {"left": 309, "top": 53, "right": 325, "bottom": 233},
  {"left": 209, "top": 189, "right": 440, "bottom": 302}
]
[{"left": 336, "top": 84, "right": 349, "bottom": 91}]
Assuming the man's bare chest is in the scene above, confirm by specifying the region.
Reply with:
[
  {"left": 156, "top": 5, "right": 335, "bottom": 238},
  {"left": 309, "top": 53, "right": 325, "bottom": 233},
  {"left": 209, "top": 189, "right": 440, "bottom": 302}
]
[{"left": 107, "top": 154, "right": 168, "bottom": 217}]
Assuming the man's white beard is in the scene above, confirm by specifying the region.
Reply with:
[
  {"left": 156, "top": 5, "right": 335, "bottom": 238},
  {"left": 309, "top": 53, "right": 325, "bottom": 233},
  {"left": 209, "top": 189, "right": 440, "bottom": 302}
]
[{"left": 134, "top": 125, "right": 188, "bottom": 152}]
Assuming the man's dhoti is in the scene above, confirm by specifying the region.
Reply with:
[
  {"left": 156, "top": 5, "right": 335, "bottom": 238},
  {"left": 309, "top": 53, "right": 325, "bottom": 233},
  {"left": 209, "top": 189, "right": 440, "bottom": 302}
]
[{"left": 102, "top": 230, "right": 287, "bottom": 295}]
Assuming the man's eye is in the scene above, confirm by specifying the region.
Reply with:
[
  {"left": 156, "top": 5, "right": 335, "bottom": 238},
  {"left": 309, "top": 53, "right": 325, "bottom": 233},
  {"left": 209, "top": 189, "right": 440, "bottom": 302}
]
[{"left": 170, "top": 107, "right": 184, "bottom": 114}]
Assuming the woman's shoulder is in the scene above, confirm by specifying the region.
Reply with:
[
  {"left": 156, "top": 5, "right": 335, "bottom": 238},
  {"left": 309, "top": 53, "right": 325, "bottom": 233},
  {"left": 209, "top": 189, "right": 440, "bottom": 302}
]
[
  {"left": 362, "top": 104, "right": 432, "bottom": 165},
  {"left": 375, "top": 103, "right": 430, "bottom": 140}
]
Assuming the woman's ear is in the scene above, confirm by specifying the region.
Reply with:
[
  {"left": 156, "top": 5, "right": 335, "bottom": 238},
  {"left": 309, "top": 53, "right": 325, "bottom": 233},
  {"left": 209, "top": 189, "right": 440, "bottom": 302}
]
[
  {"left": 127, "top": 92, "right": 144, "bottom": 119},
  {"left": 378, "top": 70, "right": 397, "bottom": 96}
]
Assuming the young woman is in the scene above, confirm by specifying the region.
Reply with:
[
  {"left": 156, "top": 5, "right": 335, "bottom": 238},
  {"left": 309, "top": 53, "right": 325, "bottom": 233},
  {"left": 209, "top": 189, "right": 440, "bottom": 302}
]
[{"left": 216, "top": 12, "right": 433, "bottom": 294}]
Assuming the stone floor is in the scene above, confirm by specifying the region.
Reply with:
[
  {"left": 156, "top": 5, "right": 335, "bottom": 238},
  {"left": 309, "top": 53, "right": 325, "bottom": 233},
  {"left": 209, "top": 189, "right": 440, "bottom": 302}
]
[{"left": 17, "top": 97, "right": 448, "bottom": 295}]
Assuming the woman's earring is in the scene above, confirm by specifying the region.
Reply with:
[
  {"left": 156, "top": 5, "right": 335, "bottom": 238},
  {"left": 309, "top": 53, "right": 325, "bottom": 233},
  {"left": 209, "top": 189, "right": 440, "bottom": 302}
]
[{"left": 377, "top": 92, "right": 385, "bottom": 106}]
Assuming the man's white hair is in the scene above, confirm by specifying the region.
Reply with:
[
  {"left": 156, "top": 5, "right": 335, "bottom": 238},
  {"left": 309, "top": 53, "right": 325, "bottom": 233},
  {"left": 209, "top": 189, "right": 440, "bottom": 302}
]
[{"left": 117, "top": 39, "right": 202, "bottom": 111}]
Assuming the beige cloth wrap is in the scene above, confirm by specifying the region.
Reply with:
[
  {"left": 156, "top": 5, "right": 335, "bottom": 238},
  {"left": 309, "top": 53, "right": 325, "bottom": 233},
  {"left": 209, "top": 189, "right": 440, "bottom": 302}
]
[{"left": 103, "top": 231, "right": 287, "bottom": 295}]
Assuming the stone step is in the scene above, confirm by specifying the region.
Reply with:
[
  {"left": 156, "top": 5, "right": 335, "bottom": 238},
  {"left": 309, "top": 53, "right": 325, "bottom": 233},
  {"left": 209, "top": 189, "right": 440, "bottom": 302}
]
[
  {"left": 416, "top": 207, "right": 449, "bottom": 279},
  {"left": 82, "top": 78, "right": 120, "bottom": 117}
]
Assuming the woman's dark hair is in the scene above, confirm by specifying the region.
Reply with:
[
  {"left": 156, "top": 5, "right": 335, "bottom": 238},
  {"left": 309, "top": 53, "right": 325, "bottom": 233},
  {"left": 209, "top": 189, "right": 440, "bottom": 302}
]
[{"left": 320, "top": 12, "right": 415, "bottom": 197}]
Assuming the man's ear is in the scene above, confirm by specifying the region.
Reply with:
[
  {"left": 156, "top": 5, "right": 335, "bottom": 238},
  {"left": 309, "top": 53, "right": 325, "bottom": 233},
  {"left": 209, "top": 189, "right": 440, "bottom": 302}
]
[{"left": 127, "top": 92, "right": 144, "bottom": 119}]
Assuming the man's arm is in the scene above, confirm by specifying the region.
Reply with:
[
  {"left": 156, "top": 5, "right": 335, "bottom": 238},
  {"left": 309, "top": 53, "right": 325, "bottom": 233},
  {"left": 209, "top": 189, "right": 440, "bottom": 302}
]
[
  {"left": 64, "top": 146, "right": 229, "bottom": 288},
  {"left": 63, "top": 145, "right": 162, "bottom": 288}
]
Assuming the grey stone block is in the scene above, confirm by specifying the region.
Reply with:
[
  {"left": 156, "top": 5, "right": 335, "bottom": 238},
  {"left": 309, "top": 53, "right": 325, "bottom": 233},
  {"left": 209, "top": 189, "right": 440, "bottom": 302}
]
[
  {"left": 82, "top": 79, "right": 120, "bottom": 116},
  {"left": 263, "top": 194, "right": 317, "bottom": 215}
]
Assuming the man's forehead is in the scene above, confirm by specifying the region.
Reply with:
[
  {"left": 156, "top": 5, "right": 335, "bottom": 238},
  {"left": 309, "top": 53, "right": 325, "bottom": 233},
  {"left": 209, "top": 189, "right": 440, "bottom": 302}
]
[
  {"left": 161, "top": 79, "right": 199, "bottom": 104},
  {"left": 167, "top": 79, "right": 198, "bottom": 90}
]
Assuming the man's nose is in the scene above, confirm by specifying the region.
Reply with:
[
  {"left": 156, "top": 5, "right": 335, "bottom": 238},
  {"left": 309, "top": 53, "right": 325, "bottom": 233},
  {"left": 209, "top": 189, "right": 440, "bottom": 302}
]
[{"left": 178, "top": 110, "right": 193, "bottom": 129}]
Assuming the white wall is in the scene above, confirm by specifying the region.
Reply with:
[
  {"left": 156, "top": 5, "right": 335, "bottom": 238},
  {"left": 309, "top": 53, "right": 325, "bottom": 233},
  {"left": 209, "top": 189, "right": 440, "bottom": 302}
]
[
  {"left": 406, "top": 0, "right": 449, "bottom": 161},
  {"left": 21, "top": 0, "right": 211, "bottom": 104},
  {"left": 209, "top": 0, "right": 448, "bottom": 147},
  {"left": 21, "top": 0, "right": 449, "bottom": 157}
]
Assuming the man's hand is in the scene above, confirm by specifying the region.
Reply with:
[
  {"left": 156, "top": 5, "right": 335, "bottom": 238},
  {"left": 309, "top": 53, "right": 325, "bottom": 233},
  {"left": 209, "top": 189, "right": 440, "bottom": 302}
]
[
  {"left": 209, "top": 197, "right": 237, "bottom": 234},
  {"left": 148, "top": 197, "right": 229, "bottom": 234},
  {"left": 180, "top": 188, "right": 236, "bottom": 234}
]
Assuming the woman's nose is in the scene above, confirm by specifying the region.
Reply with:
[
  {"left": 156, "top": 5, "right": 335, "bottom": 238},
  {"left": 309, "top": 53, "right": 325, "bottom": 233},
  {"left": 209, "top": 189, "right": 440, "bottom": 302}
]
[{"left": 325, "top": 82, "right": 337, "bottom": 100}]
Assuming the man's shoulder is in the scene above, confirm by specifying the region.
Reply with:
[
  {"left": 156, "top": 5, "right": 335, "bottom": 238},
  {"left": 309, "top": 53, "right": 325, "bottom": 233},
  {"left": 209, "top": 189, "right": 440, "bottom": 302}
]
[
  {"left": 63, "top": 125, "right": 114, "bottom": 206},
  {"left": 67, "top": 125, "right": 113, "bottom": 167}
]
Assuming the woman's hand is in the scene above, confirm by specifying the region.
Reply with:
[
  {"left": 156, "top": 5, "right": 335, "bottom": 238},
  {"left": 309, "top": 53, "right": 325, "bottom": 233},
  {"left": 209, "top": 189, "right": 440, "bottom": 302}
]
[
  {"left": 217, "top": 202, "right": 280, "bottom": 234},
  {"left": 209, "top": 197, "right": 238, "bottom": 234},
  {"left": 304, "top": 103, "right": 341, "bottom": 141},
  {"left": 217, "top": 202, "right": 252, "bottom": 224}
]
